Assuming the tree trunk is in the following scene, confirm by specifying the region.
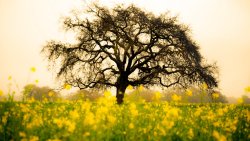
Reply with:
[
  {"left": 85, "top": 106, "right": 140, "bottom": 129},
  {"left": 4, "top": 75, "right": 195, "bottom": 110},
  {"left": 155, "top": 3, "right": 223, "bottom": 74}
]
[
  {"left": 116, "top": 73, "right": 128, "bottom": 104},
  {"left": 116, "top": 85, "right": 127, "bottom": 104}
]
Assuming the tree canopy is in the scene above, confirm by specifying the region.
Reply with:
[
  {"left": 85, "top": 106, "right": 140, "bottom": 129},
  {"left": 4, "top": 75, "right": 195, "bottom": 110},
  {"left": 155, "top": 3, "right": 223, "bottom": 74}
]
[
  {"left": 42, "top": 4, "right": 218, "bottom": 104},
  {"left": 22, "top": 84, "right": 60, "bottom": 101}
]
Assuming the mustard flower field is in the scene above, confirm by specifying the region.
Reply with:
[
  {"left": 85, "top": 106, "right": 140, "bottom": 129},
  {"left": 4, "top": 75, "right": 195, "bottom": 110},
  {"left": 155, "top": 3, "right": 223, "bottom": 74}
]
[
  {"left": 0, "top": 69, "right": 250, "bottom": 141},
  {"left": 0, "top": 97, "right": 249, "bottom": 141}
]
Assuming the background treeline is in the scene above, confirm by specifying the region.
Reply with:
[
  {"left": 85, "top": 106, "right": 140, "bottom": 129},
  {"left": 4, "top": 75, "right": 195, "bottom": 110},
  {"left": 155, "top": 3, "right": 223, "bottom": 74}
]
[{"left": 0, "top": 84, "right": 249, "bottom": 104}]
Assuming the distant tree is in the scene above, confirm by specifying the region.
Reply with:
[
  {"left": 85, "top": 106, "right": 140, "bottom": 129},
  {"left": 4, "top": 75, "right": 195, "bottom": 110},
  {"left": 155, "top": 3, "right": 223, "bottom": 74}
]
[
  {"left": 242, "top": 95, "right": 250, "bottom": 104},
  {"left": 42, "top": 4, "right": 218, "bottom": 104},
  {"left": 22, "top": 84, "right": 60, "bottom": 101},
  {"left": 226, "top": 97, "right": 238, "bottom": 104},
  {"left": 66, "top": 89, "right": 103, "bottom": 101},
  {"left": 0, "top": 94, "right": 6, "bottom": 101},
  {"left": 162, "top": 87, "right": 227, "bottom": 103},
  {"left": 210, "top": 90, "right": 228, "bottom": 103},
  {"left": 126, "top": 89, "right": 157, "bottom": 102}
]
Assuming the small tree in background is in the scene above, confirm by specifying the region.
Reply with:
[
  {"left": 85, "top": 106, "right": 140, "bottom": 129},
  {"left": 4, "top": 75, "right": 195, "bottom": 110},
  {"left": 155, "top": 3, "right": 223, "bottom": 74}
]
[
  {"left": 66, "top": 89, "right": 103, "bottom": 101},
  {"left": 242, "top": 95, "right": 250, "bottom": 104},
  {"left": 166, "top": 87, "right": 227, "bottom": 103},
  {"left": 42, "top": 4, "right": 218, "bottom": 104},
  {"left": 22, "top": 84, "right": 60, "bottom": 101}
]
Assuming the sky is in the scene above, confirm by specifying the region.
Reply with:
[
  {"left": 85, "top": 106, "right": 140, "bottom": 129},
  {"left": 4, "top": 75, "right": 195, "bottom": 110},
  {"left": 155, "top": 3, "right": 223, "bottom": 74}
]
[{"left": 0, "top": 0, "right": 250, "bottom": 98}]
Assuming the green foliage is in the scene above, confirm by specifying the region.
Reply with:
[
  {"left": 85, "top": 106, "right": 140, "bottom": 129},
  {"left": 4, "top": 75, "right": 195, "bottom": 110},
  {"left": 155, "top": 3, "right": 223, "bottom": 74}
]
[{"left": 22, "top": 84, "right": 61, "bottom": 102}]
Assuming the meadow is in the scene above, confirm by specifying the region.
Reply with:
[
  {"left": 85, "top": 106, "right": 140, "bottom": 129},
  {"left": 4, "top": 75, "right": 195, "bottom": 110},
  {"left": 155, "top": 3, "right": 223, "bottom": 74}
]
[
  {"left": 0, "top": 96, "right": 249, "bottom": 141},
  {"left": 0, "top": 69, "right": 250, "bottom": 141}
]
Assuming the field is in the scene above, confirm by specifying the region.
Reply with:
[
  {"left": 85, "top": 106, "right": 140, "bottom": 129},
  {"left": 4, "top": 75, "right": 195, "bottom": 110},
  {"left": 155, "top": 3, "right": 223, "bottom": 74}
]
[{"left": 0, "top": 95, "right": 249, "bottom": 141}]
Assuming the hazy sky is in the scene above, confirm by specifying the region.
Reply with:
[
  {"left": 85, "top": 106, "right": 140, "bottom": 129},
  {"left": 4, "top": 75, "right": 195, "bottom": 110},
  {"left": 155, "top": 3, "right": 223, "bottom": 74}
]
[{"left": 0, "top": 0, "right": 250, "bottom": 97}]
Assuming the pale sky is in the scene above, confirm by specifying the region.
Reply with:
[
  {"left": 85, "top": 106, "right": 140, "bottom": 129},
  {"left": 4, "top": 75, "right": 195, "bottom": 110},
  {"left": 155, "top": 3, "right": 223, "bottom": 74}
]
[{"left": 0, "top": 0, "right": 250, "bottom": 97}]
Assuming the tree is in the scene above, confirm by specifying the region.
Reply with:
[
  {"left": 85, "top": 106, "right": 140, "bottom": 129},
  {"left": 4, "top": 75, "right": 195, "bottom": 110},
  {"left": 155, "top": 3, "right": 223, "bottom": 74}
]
[
  {"left": 22, "top": 84, "right": 60, "bottom": 101},
  {"left": 66, "top": 89, "right": 103, "bottom": 101},
  {"left": 42, "top": 4, "right": 218, "bottom": 104},
  {"left": 242, "top": 95, "right": 250, "bottom": 104}
]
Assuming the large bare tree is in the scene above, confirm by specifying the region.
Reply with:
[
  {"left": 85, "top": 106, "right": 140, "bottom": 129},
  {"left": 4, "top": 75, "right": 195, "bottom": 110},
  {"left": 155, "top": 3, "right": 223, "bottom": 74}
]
[{"left": 42, "top": 4, "right": 218, "bottom": 104}]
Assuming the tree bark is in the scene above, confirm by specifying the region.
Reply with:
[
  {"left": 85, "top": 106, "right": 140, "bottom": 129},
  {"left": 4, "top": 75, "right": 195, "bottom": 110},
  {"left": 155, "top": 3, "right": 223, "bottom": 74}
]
[
  {"left": 116, "top": 85, "right": 127, "bottom": 104},
  {"left": 116, "top": 74, "right": 128, "bottom": 104}
]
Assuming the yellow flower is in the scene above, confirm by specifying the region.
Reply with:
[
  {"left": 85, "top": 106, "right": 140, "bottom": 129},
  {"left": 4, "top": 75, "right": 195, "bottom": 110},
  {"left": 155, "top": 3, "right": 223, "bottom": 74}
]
[
  {"left": 28, "top": 97, "right": 35, "bottom": 102},
  {"left": 0, "top": 90, "right": 3, "bottom": 96},
  {"left": 30, "top": 67, "right": 36, "bottom": 73},
  {"left": 130, "top": 108, "right": 138, "bottom": 117},
  {"left": 47, "top": 139, "right": 61, "bottom": 141},
  {"left": 243, "top": 109, "right": 250, "bottom": 121},
  {"left": 69, "top": 110, "right": 79, "bottom": 120},
  {"left": 171, "top": 94, "right": 181, "bottom": 102},
  {"left": 129, "top": 123, "right": 134, "bottom": 129},
  {"left": 188, "top": 128, "right": 194, "bottom": 139},
  {"left": 19, "top": 131, "right": 26, "bottom": 137},
  {"left": 107, "top": 115, "right": 116, "bottom": 125},
  {"left": 168, "top": 107, "right": 180, "bottom": 118},
  {"left": 212, "top": 93, "right": 219, "bottom": 99},
  {"left": 161, "top": 120, "right": 174, "bottom": 129},
  {"left": 2, "top": 112, "right": 8, "bottom": 125},
  {"left": 237, "top": 98, "right": 244, "bottom": 104},
  {"left": 20, "top": 138, "right": 28, "bottom": 141},
  {"left": 154, "top": 91, "right": 162, "bottom": 100},
  {"left": 202, "top": 83, "right": 208, "bottom": 90},
  {"left": 43, "top": 97, "right": 48, "bottom": 102},
  {"left": 213, "top": 130, "right": 220, "bottom": 139},
  {"left": 83, "top": 132, "right": 90, "bottom": 137},
  {"left": 48, "top": 91, "right": 54, "bottom": 97},
  {"left": 127, "top": 85, "right": 133, "bottom": 90},
  {"left": 194, "top": 107, "right": 202, "bottom": 117},
  {"left": 129, "top": 103, "right": 138, "bottom": 117},
  {"left": 245, "top": 86, "right": 250, "bottom": 93},
  {"left": 213, "top": 121, "right": 220, "bottom": 127},
  {"left": 53, "top": 118, "right": 63, "bottom": 128},
  {"left": 29, "top": 136, "right": 39, "bottom": 141},
  {"left": 212, "top": 130, "right": 226, "bottom": 141},
  {"left": 138, "top": 85, "right": 144, "bottom": 91},
  {"left": 186, "top": 89, "right": 193, "bottom": 96},
  {"left": 35, "top": 79, "right": 39, "bottom": 84},
  {"left": 104, "top": 90, "right": 112, "bottom": 97},
  {"left": 64, "top": 84, "right": 71, "bottom": 90},
  {"left": 8, "top": 75, "right": 12, "bottom": 80},
  {"left": 84, "top": 112, "right": 95, "bottom": 126},
  {"left": 154, "top": 131, "right": 157, "bottom": 136},
  {"left": 67, "top": 122, "right": 76, "bottom": 133}
]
